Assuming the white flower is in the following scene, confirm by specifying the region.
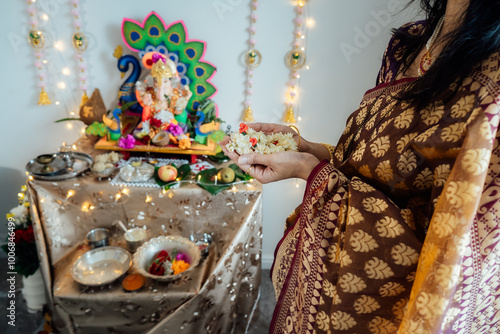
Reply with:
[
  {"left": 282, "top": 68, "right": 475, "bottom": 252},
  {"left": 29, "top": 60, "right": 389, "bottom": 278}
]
[
  {"left": 225, "top": 128, "right": 298, "bottom": 155},
  {"left": 10, "top": 205, "right": 28, "bottom": 226},
  {"left": 138, "top": 120, "right": 150, "bottom": 136},
  {"left": 155, "top": 109, "right": 175, "bottom": 124}
]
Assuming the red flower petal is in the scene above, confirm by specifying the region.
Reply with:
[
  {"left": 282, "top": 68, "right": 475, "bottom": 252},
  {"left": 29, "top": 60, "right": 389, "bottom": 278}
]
[{"left": 239, "top": 123, "right": 249, "bottom": 134}]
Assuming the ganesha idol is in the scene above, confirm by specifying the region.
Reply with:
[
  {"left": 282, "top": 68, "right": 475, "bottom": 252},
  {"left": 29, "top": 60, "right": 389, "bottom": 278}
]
[{"left": 134, "top": 52, "right": 193, "bottom": 149}]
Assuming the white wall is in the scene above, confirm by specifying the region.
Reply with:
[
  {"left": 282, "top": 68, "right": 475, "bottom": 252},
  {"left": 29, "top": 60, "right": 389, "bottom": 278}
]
[{"left": 0, "top": 0, "right": 420, "bottom": 268}]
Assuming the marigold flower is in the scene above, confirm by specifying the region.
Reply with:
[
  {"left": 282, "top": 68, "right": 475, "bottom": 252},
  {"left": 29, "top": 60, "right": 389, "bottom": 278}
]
[{"left": 171, "top": 259, "right": 190, "bottom": 275}]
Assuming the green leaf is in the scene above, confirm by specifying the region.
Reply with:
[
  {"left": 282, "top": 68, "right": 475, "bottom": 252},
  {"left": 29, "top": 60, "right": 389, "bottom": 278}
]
[
  {"left": 153, "top": 164, "right": 191, "bottom": 189},
  {"left": 207, "top": 150, "right": 229, "bottom": 164},
  {"left": 54, "top": 117, "right": 83, "bottom": 123},
  {"left": 230, "top": 163, "right": 253, "bottom": 181},
  {"left": 120, "top": 101, "right": 138, "bottom": 112},
  {"left": 196, "top": 168, "right": 230, "bottom": 195}
]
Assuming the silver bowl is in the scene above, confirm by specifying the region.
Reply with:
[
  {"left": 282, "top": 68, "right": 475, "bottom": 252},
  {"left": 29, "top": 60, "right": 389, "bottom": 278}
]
[
  {"left": 119, "top": 163, "right": 154, "bottom": 183},
  {"left": 189, "top": 233, "right": 213, "bottom": 255},
  {"left": 91, "top": 165, "right": 116, "bottom": 179},
  {"left": 133, "top": 236, "right": 201, "bottom": 281},
  {"left": 72, "top": 246, "right": 132, "bottom": 286}
]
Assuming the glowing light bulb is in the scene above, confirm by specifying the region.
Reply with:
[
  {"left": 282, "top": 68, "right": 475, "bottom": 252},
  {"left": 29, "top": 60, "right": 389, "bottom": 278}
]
[
  {"left": 54, "top": 41, "right": 64, "bottom": 51},
  {"left": 298, "top": 116, "right": 302, "bottom": 121},
  {"left": 57, "top": 81, "right": 66, "bottom": 89},
  {"left": 301, "top": 47, "right": 305, "bottom": 51},
  {"left": 115, "top": 193, "right": 122, "bottom": 200},
  {"left": 122, "top": 188, "right": 129, "bottom": 195},
  {"left": 67, "top": 190, "right": 75, "bottom": 198},
  {"left": 145, "top": 195, "right": 152, "bottom": 203},
  {"left": 41, "top": 14, "right": 48, "bottom": 21},
  {"left": 62, "top": 67, "right": 71, "bottom": 75},
  {"left": 66, "top": 123, "right": 73, "bottom": 129},
  {"left": 42, "top": 60, "right": 48, "bottom": 64},
  {"left": 55, "top": 101, "right": 60, "bottom": 105},
  {"left": 306, "top": 18, "right": 315, "bottom": 27},
  {"left": 306, "top": 65, "right": 310, "bottom": 70}
]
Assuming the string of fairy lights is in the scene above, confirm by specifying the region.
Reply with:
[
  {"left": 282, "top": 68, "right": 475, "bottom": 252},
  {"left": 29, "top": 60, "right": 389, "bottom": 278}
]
[{"left": 26, "top": 176, "right": 257, "bottom": 217}]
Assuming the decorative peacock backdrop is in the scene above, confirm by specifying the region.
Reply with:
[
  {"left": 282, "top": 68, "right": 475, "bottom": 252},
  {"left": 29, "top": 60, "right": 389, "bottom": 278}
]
[{"left": 119, "top": 12, "right": 217, "bottom": 114}]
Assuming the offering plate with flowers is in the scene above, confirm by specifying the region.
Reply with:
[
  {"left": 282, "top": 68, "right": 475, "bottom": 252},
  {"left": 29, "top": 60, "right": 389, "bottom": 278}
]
[{"left": 133, "top": 235, "right": 200, "bottom": 281}]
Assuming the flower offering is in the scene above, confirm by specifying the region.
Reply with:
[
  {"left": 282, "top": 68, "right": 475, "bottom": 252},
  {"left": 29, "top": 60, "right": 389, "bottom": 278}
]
[
  {"left": 225, "top": 123, "right": 298, "bottom": 155},
  {"left": 148, "top": 249, "right": 191, "bottom": 276}
]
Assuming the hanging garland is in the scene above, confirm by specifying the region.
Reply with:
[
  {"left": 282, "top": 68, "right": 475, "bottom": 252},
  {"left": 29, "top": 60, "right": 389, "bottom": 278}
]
[
  {"left": 70, "top": 0, "right": 90, "bottom": 106},
  {"left": 27, "top": 0, "right": 51, "bottom": 105},
  {"left": 283, "top": 0, "right": 309, "bottom": 123},
  {"left": 242, "top": 0, "right": 261, "bottom": 122}
]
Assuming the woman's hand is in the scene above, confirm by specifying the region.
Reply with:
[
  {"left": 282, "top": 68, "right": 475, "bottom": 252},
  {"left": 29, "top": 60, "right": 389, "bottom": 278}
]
[
  {"left": 219, "top": 132, "right": 320, "bottom": 183},
  {"left": 236, "top": 151, "right": 320, "bottom": 184},
  {"left": 218, "top": 122, "right": 325, "bottom": 183}
]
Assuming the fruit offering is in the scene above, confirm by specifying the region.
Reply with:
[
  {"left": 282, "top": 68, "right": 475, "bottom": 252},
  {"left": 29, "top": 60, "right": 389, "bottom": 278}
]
[
  {"left": 158, "top": 165, "right": 178, "bottom": 182},
  {"left": 217, "top": 167, "right": 235, "bottom": 183}
]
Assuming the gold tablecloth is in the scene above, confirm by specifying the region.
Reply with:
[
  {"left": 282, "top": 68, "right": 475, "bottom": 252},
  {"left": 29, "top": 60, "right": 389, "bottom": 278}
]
[{"left": 27, "top": 141, "right": 262, "bottom": 334}]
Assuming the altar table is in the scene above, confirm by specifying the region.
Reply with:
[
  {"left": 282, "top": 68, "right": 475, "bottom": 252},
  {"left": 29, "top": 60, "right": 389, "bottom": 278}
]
[{"left": 27, "top": 140, "right": 262, "bottom": 334}]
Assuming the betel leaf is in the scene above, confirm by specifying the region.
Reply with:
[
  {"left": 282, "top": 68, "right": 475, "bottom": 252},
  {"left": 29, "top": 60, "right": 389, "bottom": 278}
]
[
  {"left": 196, "top": 168, "right": 230, "bottom": 195},
  {"left": 207, "top": 150, "right": 229, "bottom": 163},
  {"left": 154, "top": 164, "right": 191, "bottom": 190},
  {"left": 196, "top": 163, "right": 253, "bottom": 195},
  {"left": 229, "top": 163, "right": 253, "bottom": 181}
]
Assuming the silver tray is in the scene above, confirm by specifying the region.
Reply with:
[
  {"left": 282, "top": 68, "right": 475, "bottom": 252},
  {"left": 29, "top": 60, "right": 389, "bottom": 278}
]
[
  {"left": 72, "top": 246, "right": 132, "bottom": 286},
  {"left": 26, "top": 152, "right": 93, "bottom": 181}
]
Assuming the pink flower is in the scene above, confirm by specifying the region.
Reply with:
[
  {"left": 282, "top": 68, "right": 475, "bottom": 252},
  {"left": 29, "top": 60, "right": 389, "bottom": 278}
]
[
  {"left": 168, "top": 123, "right": 183, "bottom": 136},
  {"left": 118, "top": 134, "right": 136, "bottom": 149},
  {"left": 152, "top": 53, "right": 166, "bottom": 64}
]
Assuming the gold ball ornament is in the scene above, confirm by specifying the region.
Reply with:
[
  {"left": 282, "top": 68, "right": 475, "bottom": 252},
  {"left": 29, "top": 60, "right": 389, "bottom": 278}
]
[
  {"left": 28, "top": 30, "right": 45, "bottom": 49},
  {"left": 72, "top": 32, "right": 88, "bottom": 52},
  {"left": 244, "top": 49, "right": 262, "bottom": 69},
  {"left": 285, "top": 50, "right": 306, "bottom": 70}
]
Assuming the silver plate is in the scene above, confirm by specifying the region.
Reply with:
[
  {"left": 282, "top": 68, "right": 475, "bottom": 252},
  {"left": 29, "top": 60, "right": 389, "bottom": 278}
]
[
  {"left": 26, "top": 152, "right": 93, "bottom": 181},
  {"left": 72, "top": 246, "right": 132, "bottom": 286}
]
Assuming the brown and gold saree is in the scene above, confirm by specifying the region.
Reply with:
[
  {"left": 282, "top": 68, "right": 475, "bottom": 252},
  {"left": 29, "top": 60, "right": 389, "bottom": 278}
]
[{"left": 270, "top": 22, "right": 500, "bottom": 334}]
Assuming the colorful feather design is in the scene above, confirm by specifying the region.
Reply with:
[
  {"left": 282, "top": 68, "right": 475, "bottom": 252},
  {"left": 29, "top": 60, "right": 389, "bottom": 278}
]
[{"left": 121, "top": 12, "right": 217, "bottom": 113}]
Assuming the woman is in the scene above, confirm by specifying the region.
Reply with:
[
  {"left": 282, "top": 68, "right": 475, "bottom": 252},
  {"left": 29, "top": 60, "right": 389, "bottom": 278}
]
[{"left": 221, "top": 0, "right": 500, "bottom": 332}]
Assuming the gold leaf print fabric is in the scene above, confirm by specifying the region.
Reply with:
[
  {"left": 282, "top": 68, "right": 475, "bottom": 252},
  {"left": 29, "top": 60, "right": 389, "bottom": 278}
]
[{"left": 271, "top": 22, "right": 500, "bottom": 334}]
